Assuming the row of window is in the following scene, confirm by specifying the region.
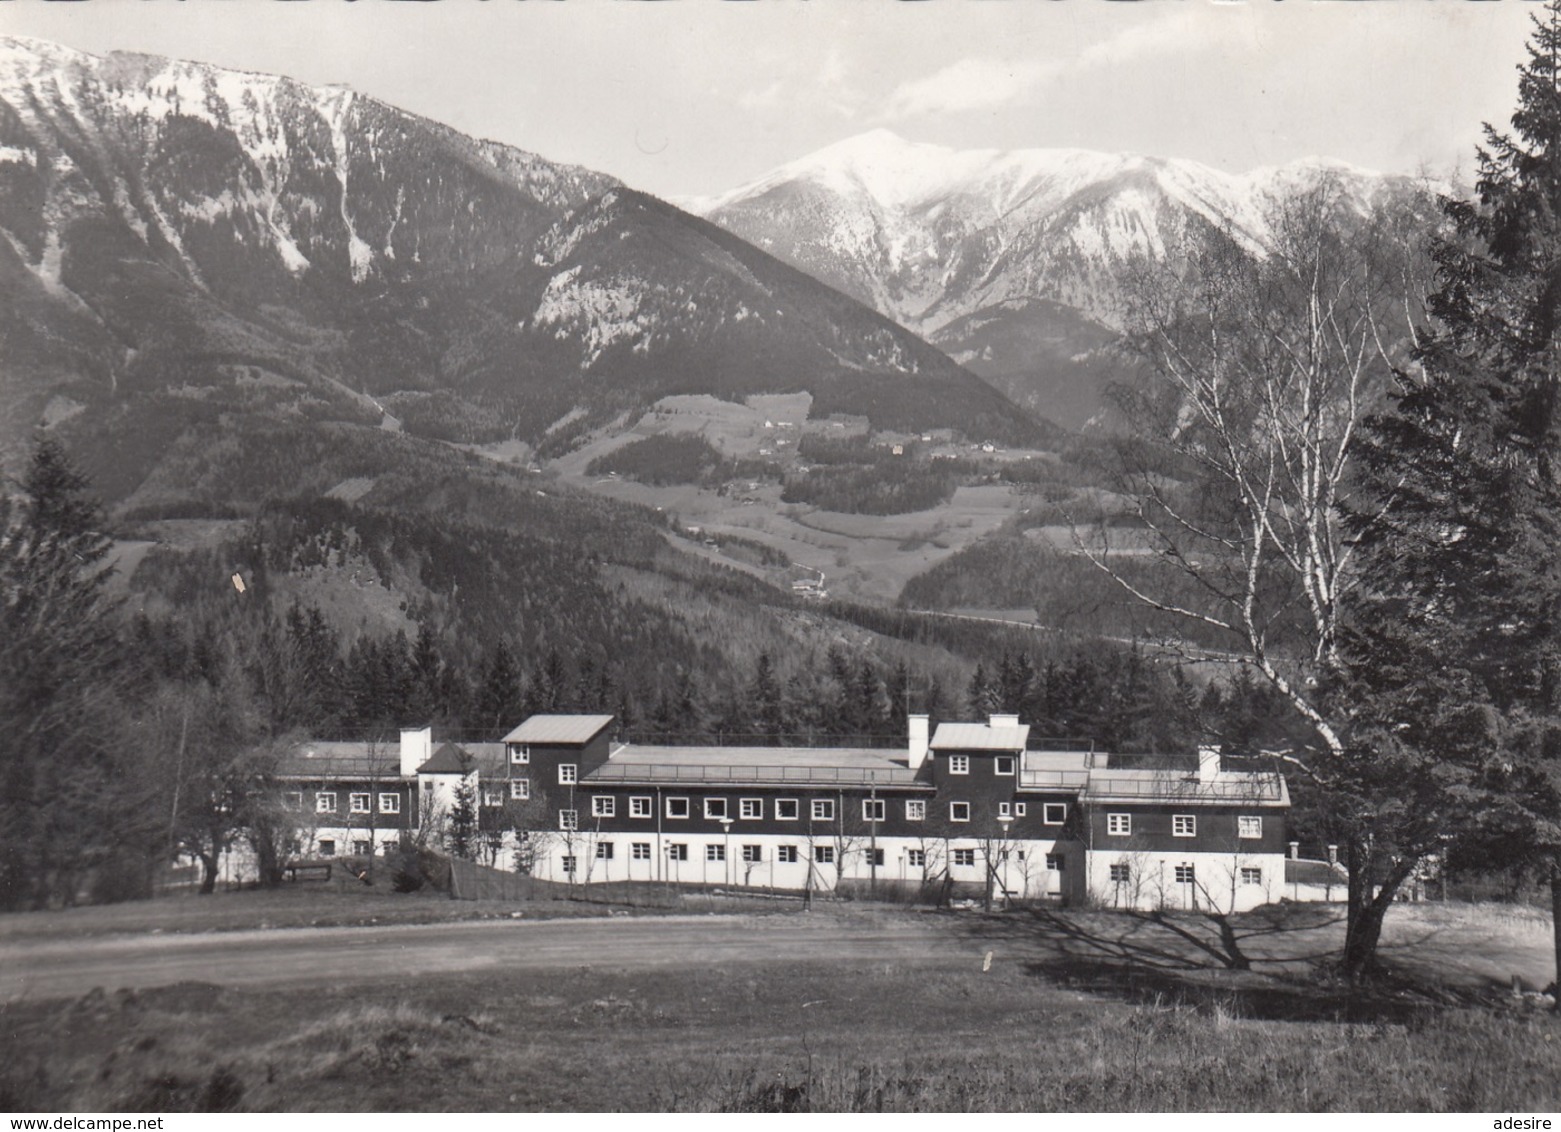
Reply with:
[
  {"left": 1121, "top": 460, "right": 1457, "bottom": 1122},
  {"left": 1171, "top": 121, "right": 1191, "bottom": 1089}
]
[
  {"left": 292, "top": 792, "right": 401, "bottom": 815},
  {"left": 483, "top": 781, "right": 531, "bottom": 805},
  {"left": 1105, "top": 814, "right": 1264, "bottom": 839},
  {"left": 559, "top": 797, "right": 1070, "bottom": 825},
  {"left": 296, "top": 789, "right": 1264, "bottom": 842},
  {"left": 307, "top": 836, "right": 1060, "bottom": 876},
  {"left": 554, "top": 843, "right": 1062, "bottom": 872},
  {"left": 944, "top": 754, "right": 1015, "bottom": 775},
  {"left": 313, "top": 838, "right": 398, "bottom": 857},
  {"left": 1107, "top": 863, "right": 1265, "bottom": 886}
]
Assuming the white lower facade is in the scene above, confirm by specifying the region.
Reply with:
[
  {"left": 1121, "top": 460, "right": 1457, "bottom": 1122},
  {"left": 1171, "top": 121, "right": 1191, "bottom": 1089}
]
[
  {"left": 523, "top": 832, "right": 1286, "bottom": 913},
  {"left": 527, "top": 830, "right": 1066, "bottom": 903},
  {"left": 1084, "top": 848, "right": 1289, "bottom": 914},
  {"left": 189, "top": 827, "right": 406, "bottom": 887},
  {"left": 294, "top": 825, "right": 407, "bottom": 860}
]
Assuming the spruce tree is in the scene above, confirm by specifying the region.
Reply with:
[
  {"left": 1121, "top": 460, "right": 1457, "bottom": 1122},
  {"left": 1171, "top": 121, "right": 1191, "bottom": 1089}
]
[
  {"left": 476, "top": 640, "right": 523, "bottom": 735},
  {"left": 750, "top": 653, "right": 784, "bottom": 744},
  {"left": 826, "top": 646, "right": 856, "bottom": 734},
  {"left": 966, "top": 663, "right": 999, "bottom": 719},
  {"left": 853, "top": 660, "right": 883, "bottom": 738},
  {"left": 409, "top": 624, "right": 445, "bottom": 724},
  {"left": 923, "top": 675, "right": 949, "bottom": 728},
  {"left": 999, "top": 652, "right": 1036, "bottom": 716},
  {"left": 672, "top": 669, "right": 702, "bottom": 737},
  {"left": 0, "top": 440, "right": 136, "bottom": 907},
  {"left": 1344, "top": 0, "right": 1561, "bottom": 989},
  {"left": 885, "top": 660, "right": 911, "bottom": 737},
  {"left": 447, "top": 775, "right": 479, "bottom": 861}
]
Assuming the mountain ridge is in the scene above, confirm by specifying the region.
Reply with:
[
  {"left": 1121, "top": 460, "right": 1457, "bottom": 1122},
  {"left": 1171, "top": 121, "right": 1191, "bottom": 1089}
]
[
  {"left": 0, "top": 39, "right": 1052, "bottom": 501},
  {"left": 688, "top": 129, "right": 1423, "bottom": 427},
  {"left": 687, "top": 128, "right": 1409, "bottom": 331}
]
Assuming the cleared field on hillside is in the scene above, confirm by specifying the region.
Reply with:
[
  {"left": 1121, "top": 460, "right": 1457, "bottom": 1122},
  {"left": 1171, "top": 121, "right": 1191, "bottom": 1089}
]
[{"left": 545, "top": 396, "right": 1044, "bottom": 603}]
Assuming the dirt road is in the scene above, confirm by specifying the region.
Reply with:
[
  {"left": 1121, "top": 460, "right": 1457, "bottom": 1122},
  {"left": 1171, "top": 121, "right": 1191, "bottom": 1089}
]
[{"left": 0, "top": 912, "right": 968, "bottom": 1000}]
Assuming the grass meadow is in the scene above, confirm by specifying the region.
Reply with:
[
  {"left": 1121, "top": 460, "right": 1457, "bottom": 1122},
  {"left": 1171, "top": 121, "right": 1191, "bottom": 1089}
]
[{"left": 1, "top": 892, "right": 1558, "bottom": 1112}]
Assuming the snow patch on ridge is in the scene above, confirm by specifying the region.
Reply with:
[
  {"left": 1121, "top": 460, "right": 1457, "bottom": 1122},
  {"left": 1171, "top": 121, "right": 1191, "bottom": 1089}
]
[
  {"left": 2, "top": 226, "right": 96, "bottom": 317},
  {"left": 693, "top": 129, "right": 1410, "bottom": 332},
  {"left": 0, "top": 38, "right": 384, "bottom": 281},
  {"left": 534, "top": 269, "right": 655, "bottom": 366},
  {"left": 321, "top": 87, "right": 374, "bottom": 283}
]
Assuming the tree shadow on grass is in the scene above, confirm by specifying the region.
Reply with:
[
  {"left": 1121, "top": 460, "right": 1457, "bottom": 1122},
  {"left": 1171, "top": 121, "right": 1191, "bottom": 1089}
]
[
  {"left": 950, "top": 902, "right": 1348, "bottom": 971},
  {"left": 1018, "top": 954, "right": 1460, "bottom": 1024},
  {"left": 945, "top": 903, "right": 1474, "bottom": 1023}
]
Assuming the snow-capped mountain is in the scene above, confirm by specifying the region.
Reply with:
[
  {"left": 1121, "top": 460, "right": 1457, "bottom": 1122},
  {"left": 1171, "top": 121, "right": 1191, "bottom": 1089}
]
[
  {"left": 688, "top": 129, "right": 1416, "bottom": 427},
  {"left": 0, "top": 41, "right": 1046, "bottom": 497}
]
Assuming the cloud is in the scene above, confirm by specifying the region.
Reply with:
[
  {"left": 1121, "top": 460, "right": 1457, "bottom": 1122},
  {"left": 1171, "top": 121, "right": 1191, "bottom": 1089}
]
[
  {"left": 881, "top": 57, "right": 1059, "bottom": 120},
  {"left": 738, "top": 80, "right": 785, "bottom": 113},
  {"left": 880, "top": 10, "right": 1254, "bottom": 122},
  {"left": 733, "top": 43, "right": 864, "bottom": 120},
  {"left": 1077, "top": 10, "right": 1255, "bottom": 71},
  {"left": 817, "top": 44, "right": 866, "bottom": 119}
]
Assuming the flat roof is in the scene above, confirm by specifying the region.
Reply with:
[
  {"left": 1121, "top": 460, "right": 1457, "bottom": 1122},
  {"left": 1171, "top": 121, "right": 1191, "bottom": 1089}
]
[
  {"left": 1022, "top": 750, "right": 1095, "bottom": 771},
  {"left": 930, "top": 722, "right": 1029, "bottom": 751},
  {"left": 501, "top": 715, "right": 615, "bottom": 745},
  {"left": 585, "top": 744, "right": 922, "bottom": 786},
  {"left": 276, "top": 742, "right": 405, "bottom": 779},
  {"left": 278, "top": 740, "right": 507, "bottom": 779},
  {"left": 1081, "top": 770, "right": 1288, "bottom": 806},
  {"left": 277, "top": 757, "right": 406, "bottom": 780}
]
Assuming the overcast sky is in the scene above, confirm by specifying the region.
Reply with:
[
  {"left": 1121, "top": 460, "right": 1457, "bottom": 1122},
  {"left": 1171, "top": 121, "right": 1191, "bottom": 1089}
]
[{"left": 0, "top": 0, "right": 1543, "bottom": 199}]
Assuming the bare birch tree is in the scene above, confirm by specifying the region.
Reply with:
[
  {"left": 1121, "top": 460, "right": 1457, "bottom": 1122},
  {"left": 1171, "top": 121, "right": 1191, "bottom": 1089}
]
[{"left": 1073, "top": 175, "right": 1440, "bottom": 976}]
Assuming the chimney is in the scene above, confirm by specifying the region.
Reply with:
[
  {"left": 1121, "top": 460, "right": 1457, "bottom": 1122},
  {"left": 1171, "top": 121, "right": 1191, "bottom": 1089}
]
[
  {"left": 400, "top": 726, "right": 432, "bottom": 777},
  {"left": 1197, "top": 745, "right": 1220, "bottom": 783},
  {"left": 907, "top": 715, "right": 930, "bottom": 771},
  {"left": 989, "top": 713, "right": 1020, "bottom": 730}
]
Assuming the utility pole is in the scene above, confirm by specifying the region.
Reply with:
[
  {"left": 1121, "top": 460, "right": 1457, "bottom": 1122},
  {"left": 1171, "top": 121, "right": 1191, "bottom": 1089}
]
[
  {"left": 997, "top": 814, "right": 1013, "bottom": 908},
  {"left": 869, "top": 772, "right": 879, "bottom": 900},
  {"left": 718, "top": 816, "right": 733, "bottom": 887}
]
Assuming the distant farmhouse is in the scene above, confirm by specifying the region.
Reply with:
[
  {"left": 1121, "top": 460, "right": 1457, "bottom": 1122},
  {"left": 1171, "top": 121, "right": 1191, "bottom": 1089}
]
[{"left": 275, "top": 714, "right": 1293, "bottom": 913}]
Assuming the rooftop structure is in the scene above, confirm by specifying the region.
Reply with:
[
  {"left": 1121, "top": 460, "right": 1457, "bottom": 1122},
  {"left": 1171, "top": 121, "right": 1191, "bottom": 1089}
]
[
  {"left": 930, "top": 719, "right": 1029, "bottom": 751},
  {"left": 502, "top": 714, "right": 615, "bottom": 746}
]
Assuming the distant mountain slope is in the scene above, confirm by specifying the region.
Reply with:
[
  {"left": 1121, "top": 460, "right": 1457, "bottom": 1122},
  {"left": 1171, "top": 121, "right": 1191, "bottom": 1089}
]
[
  {"left": 511, "top": 188, "right": 1050, "bottom": 445},
  {"left": 689, "top": 129, "right": 1418, "bottom": 428},
  {"left": 0, "top": 39, "right": 1048, "bottom": 497}
]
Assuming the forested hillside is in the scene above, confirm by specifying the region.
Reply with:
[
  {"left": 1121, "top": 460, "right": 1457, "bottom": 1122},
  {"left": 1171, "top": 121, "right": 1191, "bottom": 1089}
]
[{"left": 4, "top": 432, "right": 1309, "bottom": 908}]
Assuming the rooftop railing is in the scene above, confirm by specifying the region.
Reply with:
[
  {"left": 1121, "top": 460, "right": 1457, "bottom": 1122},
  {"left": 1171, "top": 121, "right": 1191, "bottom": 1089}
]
[
  {"left": 1017, "top": 768, "right": 1092, "bottom": 790},
  {"left": 585, "top": 763, "right": 924, "bottom": 785},
  {"left": 1081, "top": 774, "right": 1285, "bottom": 801},
  {"left": 1025, "top": 738, "right": 1096, "bottom": 753}
]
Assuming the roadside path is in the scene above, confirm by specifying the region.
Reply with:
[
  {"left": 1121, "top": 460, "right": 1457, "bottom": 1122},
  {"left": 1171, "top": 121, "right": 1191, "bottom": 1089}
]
[{"left": 0, "top": 912, "right": 967, "bottom": 1000}]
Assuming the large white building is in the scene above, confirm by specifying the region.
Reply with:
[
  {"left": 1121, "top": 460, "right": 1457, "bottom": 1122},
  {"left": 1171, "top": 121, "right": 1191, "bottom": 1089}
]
[
  {"left": 490, "top": 713, "right": 1288, "bottom": 912},
  {"left": 274, "top": 713, "right": 1291, "bottom": 913}
]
